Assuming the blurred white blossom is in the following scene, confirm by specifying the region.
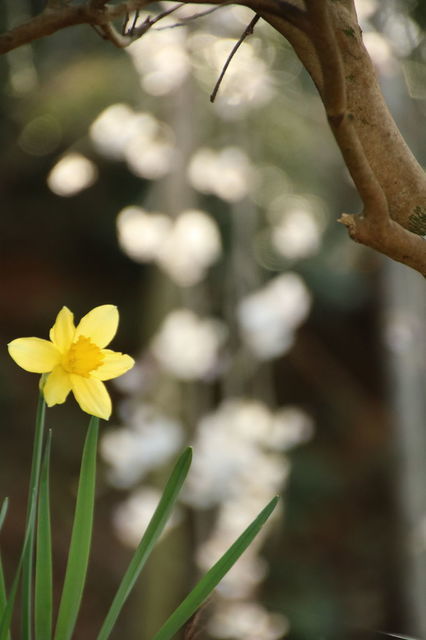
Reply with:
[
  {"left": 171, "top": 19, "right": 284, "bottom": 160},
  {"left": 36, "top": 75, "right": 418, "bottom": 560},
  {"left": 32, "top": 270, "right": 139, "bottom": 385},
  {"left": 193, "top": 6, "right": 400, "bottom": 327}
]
[
  {"left": 101, "top": 404, "right": 184, "bottom": 488},
  {"left": 157, "top": 209, "right": 222, "bottom": 286},
  {"left": 90, "top": 104, "right": 151, "bottom": 160},
  {"left": 47, "top": 153, "right": 97, "bottom": 196},
  {"left": 267, "top": 194, "right": 326, "bottom": 261},
  {"left": 238, "top": 273, "right": 311, "bottom": 359},
  {"left": 183, "top": 398, "right": 313, "bottom": 600},
  {"left": 152, "top": 309, "right": 227, "bottom": 380},
  {"left": 125, "top": 135, "right": 175, "bottom": 180},
  {"left": 90, "top": 104, "right": 175, "bottom": 178},
  {"left": 188, "top": 146, "right": 255, "bottom": 202},
  {"left": 269, "top": 407, "right": 314, "bottom": 450},
  {"left": 117, "top": 207, "right": 221, "bottom": 286},
  {"left": 208, "top": 601, "right": 289, "bottom": 640},
  {"left": 127, "top": 20, "right": 190, "bottom": 95},
  {"left": 117, "top": 206, "right": 172, "bottom": 262},
  {"left": 184, "top": 398, "right": 312, "bottom": 508},
  {"left": 272, "top": 210, "right": 320, "bottom": 259}
]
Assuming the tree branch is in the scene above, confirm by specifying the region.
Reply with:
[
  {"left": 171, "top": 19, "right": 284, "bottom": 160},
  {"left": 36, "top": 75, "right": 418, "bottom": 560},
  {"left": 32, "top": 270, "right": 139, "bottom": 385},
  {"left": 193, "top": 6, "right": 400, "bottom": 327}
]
[
  {"left": 302, "top": 0, "right": 425, "bottom": 275},
  {"left": 0, "top": 1, "right": 158, "bottom": 54},
  {"left": 255, "top": 0, "right": 426, "bottom": 275},
  {"left": 303, "top": 2, "right": 388, "bottom": 223},
  {"left": 0, "top": 5, "right": 91, "bottom": 54},
  {"left": 339, "top": 215, "right": 426, "bottom": 276},
  {"left": 305, "top": 0, "right": 346, "bottom": 118}
]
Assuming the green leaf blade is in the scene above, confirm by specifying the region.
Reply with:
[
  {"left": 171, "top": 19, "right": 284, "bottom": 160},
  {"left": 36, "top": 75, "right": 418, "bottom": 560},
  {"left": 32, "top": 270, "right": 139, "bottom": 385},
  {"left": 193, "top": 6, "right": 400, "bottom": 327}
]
[
  {"left": 0, "top": 494, "right": 37, "bottom": 640},
  {"left": 0, "top": 556, "right": 6, "bottom": 616},
  {"left": 152, "top": 495, "right": 279, "bottom": 640},
  {"left": 35, "top": 432, "right": 53, "bottom": 640},
  {"left": 53, "top": 417, "right": 99, "bottom": 640},
  {"left": 22, "top": 393, "right": 47, "bottom": 640},
  {"left": 0, "top": 499, "right": 8, "bottom": 534},
  {"left": 96, "top": 447, "right": 193, "bottom": 640},
  {"left": 0, "top": 554, "right": 10, "bottom": 640},
  {"left": 0, "top": 498, "right": 10, "bottom": 635}
]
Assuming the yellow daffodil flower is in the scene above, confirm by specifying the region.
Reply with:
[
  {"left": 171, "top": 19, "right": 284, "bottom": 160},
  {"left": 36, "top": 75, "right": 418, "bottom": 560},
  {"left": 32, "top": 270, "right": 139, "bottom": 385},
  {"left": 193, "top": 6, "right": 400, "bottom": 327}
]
[{"left": 8, "top": 305, "right": 134, "bottom": 420}]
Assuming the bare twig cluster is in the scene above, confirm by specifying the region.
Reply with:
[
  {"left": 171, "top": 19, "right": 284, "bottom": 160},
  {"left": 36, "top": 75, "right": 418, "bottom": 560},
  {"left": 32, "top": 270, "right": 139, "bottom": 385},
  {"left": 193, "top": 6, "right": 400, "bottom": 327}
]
[{"left": 1, "top": 0, "right": 425, "bottom": 275}]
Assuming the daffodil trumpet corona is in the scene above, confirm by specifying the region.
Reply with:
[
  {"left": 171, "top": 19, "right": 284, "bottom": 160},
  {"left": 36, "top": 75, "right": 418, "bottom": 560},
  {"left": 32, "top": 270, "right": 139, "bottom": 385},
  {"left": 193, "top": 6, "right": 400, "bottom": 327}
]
[{"left": 8, "top": 305, "right": 134, "bottom": 420}]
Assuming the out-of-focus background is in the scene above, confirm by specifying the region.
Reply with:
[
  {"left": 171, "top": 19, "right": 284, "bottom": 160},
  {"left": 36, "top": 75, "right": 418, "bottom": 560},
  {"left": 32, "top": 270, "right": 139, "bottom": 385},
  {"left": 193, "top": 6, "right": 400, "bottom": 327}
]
[{"left": 1, "top": 1, "right": 425, "bottom": 638}]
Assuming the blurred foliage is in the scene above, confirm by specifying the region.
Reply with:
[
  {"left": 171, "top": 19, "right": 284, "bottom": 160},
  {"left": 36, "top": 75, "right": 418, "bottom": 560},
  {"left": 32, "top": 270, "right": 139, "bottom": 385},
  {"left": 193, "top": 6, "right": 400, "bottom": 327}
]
[{"left": 411, "top": 0, "right": 426, "bottom": 29}]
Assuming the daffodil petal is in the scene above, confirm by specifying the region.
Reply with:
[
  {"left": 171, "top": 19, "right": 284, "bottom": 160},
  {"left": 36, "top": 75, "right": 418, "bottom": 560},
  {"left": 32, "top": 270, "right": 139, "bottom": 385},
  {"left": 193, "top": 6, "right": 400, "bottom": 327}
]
[
  {"left": 43, "top": 366, "right": 72, "bottom": 406},
  {"left": 49, "top": 306, "right": 75, "bottom": 352},
  {"left": 93, "top": 350, "right": 135, "bottom": 381},
  {"left": 8, "top": 338, "right": 60, "bottom": 373},
  {"left": 74, "top": 305, "right": 119, "bottom": 349},
  {"left": 70, "top": 374, "right": 112, "bottom": 420}
]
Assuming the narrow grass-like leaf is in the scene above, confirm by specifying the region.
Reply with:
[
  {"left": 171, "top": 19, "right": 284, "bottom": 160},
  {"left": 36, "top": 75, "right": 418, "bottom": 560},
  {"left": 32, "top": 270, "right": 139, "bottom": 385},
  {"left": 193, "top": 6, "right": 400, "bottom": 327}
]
[
  {"left": 22, "top": 393, "right": 46, "bottom": 640},
  {"left": 0, "top": 499, "right": 8, "bottom": 534},
  {"left": 53, "top": 417, "right": 99, "bottom": 640},
  {"left": 0, "top": 498, "right": 10, "bottom": 638},
  {"left": 0, "top": 555, "right": 10, "bottom": 640},
  {"left": 97, "top": 447, "right": 193, "bottom": 640},
  {"left": 0, "top": 493, "right": 37, "bottom": 640},
  {"left": 35, "top": 432, "right": 53, "bottom": 640},
  {"left": 0, "top": 555, "right": 6, "bottom": 614},
  {"left": 378, "top": 634, "right": 420, "bottom": 640},
  {"left": 152, "top": 495, "right": 279, "bottom": 640}
]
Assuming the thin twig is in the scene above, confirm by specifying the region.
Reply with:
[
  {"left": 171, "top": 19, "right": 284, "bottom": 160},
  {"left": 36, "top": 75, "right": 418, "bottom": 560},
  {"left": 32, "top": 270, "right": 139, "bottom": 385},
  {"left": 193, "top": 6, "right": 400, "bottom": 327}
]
[
  {"left": 97, "top": 3, "right": 183, "bottom": 47},
  {"left": 129, "top": 9, "right": 140, "bottom": 35},
  {"left": 121, "top": 11, "right": 130, "bottom": 35},
  {"left": 154, "top": 4, "right": 232, "bottom": 31},
  {"left": 122, "top": 3, "right": 183, "bottom": 38},
  {"left": 210, "top": 13, "right": 260, "bottom": 103}
]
